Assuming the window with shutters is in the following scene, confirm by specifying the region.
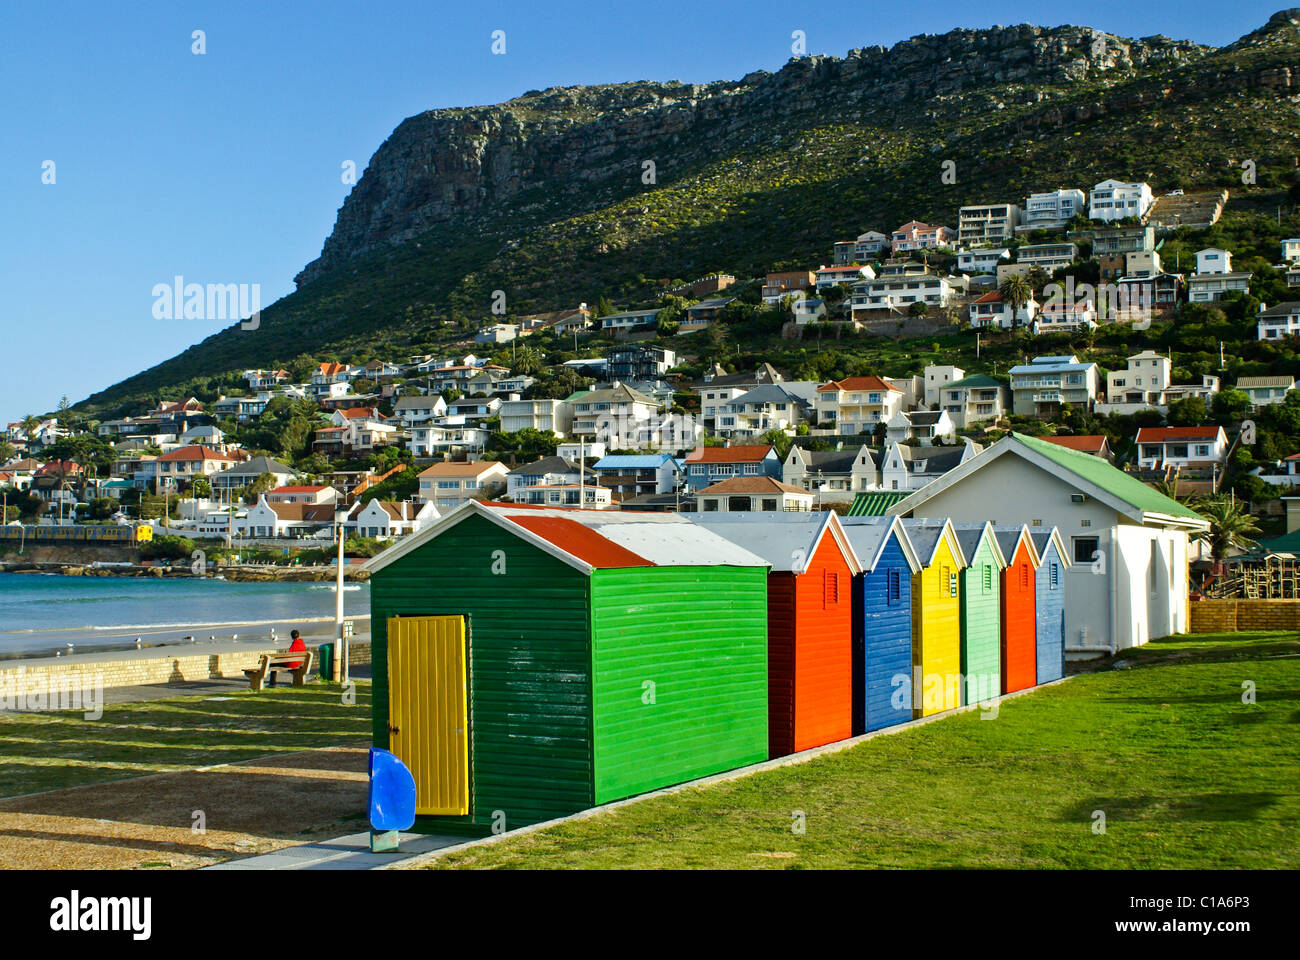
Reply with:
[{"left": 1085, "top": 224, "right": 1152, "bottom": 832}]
[
  {"left": 940, "top": 566, "right": 950, "bottom": 598},
  {"left": 888, "top": 569, "right": 901, "bottom": 604},
  {"left": 983, "top": 566, "right": 993, "bottom": 592},
  {"left": 1020, "top": 565, "right": 1029, "bottom": 589},
  {"left": 1050, "top": 562, "right": 1059, "bottom": 589}
]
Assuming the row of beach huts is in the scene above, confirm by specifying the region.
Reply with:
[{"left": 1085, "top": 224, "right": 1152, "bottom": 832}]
[{"left": 365, "top": 500, "right": 1075, "bottom": 836}]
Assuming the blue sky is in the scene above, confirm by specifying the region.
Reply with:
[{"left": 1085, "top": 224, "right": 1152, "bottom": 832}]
[{"left": 0, "top": 0, "right": 1281, "bottom": 421}]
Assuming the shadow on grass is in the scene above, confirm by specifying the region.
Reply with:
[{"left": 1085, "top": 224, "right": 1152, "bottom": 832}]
[
  {"left": 1104, "top": 689, "right": 1300, "bottom": 707},
  {"left": 1062, "top": 792, "right": 1282, "bottom": 823},
  {"left": 0, "top": 825, "right": 243, "bottom": 860}
]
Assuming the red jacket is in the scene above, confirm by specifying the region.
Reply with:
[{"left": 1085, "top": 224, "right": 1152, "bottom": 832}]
[{"left": 285, "top": 635, "right": 307, "bottom": 670}]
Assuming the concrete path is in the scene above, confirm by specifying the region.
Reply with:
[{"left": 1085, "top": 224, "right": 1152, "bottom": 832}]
[{"left": 205, "top": 830, "right": 463, "bottom": 870}]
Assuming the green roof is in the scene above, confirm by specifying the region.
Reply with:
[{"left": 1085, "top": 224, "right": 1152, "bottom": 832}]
[
  {"left": 1243, "top": 530, "right": 1300, "bottom": 558},
  {"left": 1013, "top": 432, "right": 1206, "bottom": 523},
  {"left": 946, "top": 374, "right": 1004, "bottom": 389},
  {"left": 848, "top": 491, "right": 913, "bottom": 516}
]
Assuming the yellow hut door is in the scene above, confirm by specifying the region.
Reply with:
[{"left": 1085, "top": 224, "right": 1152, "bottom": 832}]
[{"left": 386, "top": 616, "right": 469, "bottom": 815}]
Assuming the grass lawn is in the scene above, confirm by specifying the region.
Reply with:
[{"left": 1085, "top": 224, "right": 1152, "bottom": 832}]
[
  {"left": 0, "top": 681, "right": 372, "bottom": 798},
  {"left": 429, "top": 632, "right": 1299, "bottom": 869}
]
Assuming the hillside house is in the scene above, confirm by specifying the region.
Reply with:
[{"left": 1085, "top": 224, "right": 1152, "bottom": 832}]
[
  {"left": 683, "top": 444, "right": 781, "bottom": 492},
  {"left": 1135, "top": 426, "right": 1229, "bottom": 471},
  {"left": 958, "top": 203, "right": 1022, "bottom": 245},
  {"left": 1009, "top": 356, "right": 1099, "bottom": 417},
  {"left": 880, "top": 439, "right": 983, "bottom": 492},
  {"left": 816, "top": 377, "right": 906, "bottom": 435},
  {"left": 783, "top": 444, "right": 878, "bottom": 501},
  {"left": 937, "top": 374, "right": 1009, "bottom": 429},
  {"left": 696, "top": 476, "right": 814, "bottom": 513},
  {"left": 417, "top": 461, "right": 509, "bottom": 511},
  {"left": 1088, "top": 180, "right": 1153, "bottom": 222}
]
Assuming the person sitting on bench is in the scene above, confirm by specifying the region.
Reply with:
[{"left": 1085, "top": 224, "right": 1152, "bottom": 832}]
[{"left": 269, "top": 629, "right": 308, "bottom": 687}]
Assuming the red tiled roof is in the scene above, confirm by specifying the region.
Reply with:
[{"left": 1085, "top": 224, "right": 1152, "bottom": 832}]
[
  {"left": 684, "top": 444, "right": 774, "bottom": 464},
  {"left": 698, "top": 476, "right": 810, "bottom": 496},
  {"left": 156, "top": 445, "right": 235, "bottom": 463},
  {"left": 1135, "top": 426, "right": 1222, "bottom": 442},
  {"left": 509, "top": 515, "right": 654, "bottom": 569},
  {"left": 338, "top": 406, "right": 380, "bottom": 420},
  {"left": 973, "top": 291, "right": 1005, "bottom": 303},
  {"left": 1042, "top": 435, "right": 1108, "bottom": 453},
  {"left": 817, "top": 376, "right": 900, "bottom": 393}
]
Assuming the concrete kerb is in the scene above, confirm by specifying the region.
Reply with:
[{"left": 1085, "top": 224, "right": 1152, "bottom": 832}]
[{"left": 386, "top": 672, "right": 1077, "bottom": 869}]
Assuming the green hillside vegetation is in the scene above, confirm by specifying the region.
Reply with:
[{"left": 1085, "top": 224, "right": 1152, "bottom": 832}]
[{"left": 63, "top": 16, "right": 1300, "bottom": 424}]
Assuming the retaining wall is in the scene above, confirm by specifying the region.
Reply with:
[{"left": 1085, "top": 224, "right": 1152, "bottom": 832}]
[{"left": 1189, "top": 599, "right": 1300, "bottom": 633}]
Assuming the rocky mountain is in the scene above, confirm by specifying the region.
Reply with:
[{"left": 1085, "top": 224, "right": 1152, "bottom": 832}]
[{"left": 82, "top": 12, "right": 1300, "bottom": 414}]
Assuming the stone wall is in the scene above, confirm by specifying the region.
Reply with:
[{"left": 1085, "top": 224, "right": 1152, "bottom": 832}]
[
  {"left": 0, "top": 640, "right": 372, "bottom": 695},
  {"left": 0, "top": 648, "right": 278, "bottom": 693}
]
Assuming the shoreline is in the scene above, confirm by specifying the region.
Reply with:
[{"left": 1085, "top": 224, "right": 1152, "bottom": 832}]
[
  {"left": 0, "top": 562, "right": 370, "bottom": 582},
  {"left": 0, "top": 614, "right": 372, "bottom": 663}
]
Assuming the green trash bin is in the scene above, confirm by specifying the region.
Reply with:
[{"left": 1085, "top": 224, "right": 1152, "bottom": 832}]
[{"left": 316, "top": 642, "right": 334, "bottom": 682}]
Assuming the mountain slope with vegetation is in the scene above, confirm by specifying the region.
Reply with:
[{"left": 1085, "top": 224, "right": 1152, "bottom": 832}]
[{"left": 79, "top": 11, "right": 1300, "bottom": 416}]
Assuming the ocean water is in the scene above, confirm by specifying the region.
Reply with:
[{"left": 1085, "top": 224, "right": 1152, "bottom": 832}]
[{"left": 0, "top": 573, "right": 370, "bottom": 658}]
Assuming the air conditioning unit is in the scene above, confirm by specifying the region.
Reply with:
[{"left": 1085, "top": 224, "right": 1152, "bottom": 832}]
[{"left": 1070, "top": 493, "right": 1089, "bottom": 503}]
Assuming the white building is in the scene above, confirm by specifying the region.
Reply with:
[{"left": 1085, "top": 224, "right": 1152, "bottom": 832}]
[
  {"left": 886, "top": 409, "right": 956, "bottom": 446},
  {"left": 815, "top": 377, "right": 906, "bottom": 435},
  {"left": 1008, "top": 356, "right": 1099, "bottom": 417},
  {"left": 1135, "top": 426, "right": 1229, "bottom": 471},
  {"left": 1282, "top": 238, "right": 1300, "bottom": 263},
  {"left": 1016, "top": 243, "right": 1077, "bottom": 272},
  {"left": 956, "top": 248, "right": 1010, "bottom": 274},
  {"left": 1088, "top": 179, "right": 1154, "bottom": 222},
  {"left": 880, "top": 440, "right": 983, "bottom": 492},
  {"left": 351, "top": 499, "right": 439, "bottom": 539},
  {"left": 1021, "top": 189, "right": 1086, "bottom": 231},
  {"left": 967, "top": 291, "right": 1038, "bottom": 329},
  {"left": 407, "top": 423, "right": 489, "bottom": 458},
  {"left": 958, "top": 203, "right": 1022, "bottom": 246},
  {"left": 850, "top": 272, "right": 966, "bottom": 316},
  {"left": 892, "top": 433, "right": 1209, "bottom": 653},
  {"left": 937, "top": 374, "right": 1009, "bottom": 429},
  {"left": 416, "top": 461, "right": 510, "bottom": 510},
  {"left": 1187, "top": 271, "right": 1251, "bottom": 303},
  {"left": 782, "top": 444, "right": 879, "bottom": 502},
  {"left": 923, "top": 365, "right": 964, "bottom": 408},
  {"left": 1258, "top": 302, "right": 1300, "bottom": 340},
  {"left": 498, "top": 398, "right": 573, "bottom": 436}
]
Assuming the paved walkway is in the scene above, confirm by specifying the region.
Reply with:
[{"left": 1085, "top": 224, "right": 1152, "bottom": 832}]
[{"left": 206, "top": 830, "right": 463, "bottom": 870}]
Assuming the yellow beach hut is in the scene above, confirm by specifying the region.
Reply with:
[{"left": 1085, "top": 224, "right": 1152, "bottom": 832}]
[{"left": 900, "top": 518, "right": 967, "bottom": 717}]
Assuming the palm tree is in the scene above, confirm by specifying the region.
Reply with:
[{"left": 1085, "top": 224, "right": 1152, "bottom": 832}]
[
  {"left": 20, "top": 414, "right": 39, "bottom": 440},
  {"left": 999, "top": 274, "right": 1033, "bottom": 330},
  {"left": 1153, "top": 474, "right": 1181, "bottom": 501},
  {"left": 1194, "top": 495, "right": 1261, "bottom": 561},
  {"left": 512, "top": 346, "right": 543, "bottom": 376}
]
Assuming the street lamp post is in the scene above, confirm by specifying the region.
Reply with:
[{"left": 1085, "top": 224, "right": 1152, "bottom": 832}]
[{"left": 334, "top": 504, "right": 349, "bottom": 683}]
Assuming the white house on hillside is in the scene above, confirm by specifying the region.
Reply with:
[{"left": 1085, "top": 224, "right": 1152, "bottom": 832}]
[
  {"left": 890, "top": 433, "right": 1209, "bottom": 654},
  {"left": 1088, "top": 179, "right": 1153, "bottom": 222}
]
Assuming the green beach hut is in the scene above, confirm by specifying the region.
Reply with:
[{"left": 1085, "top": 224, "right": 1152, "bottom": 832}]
[
  {"left": 364, "top": 501, "right": 771, "bottom": 836},
  {"left": 950, "top": 521, "right": 1006, "bottom": 705}
]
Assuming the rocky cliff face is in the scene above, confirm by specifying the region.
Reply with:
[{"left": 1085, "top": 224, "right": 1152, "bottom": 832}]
[{"left": 294, "top": 23, "right": 1208, "bottom": 288}]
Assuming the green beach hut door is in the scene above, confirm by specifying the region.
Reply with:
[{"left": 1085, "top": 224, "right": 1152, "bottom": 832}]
[{"left": 387, "top": 616, "right": 469, "bottom": 815}]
